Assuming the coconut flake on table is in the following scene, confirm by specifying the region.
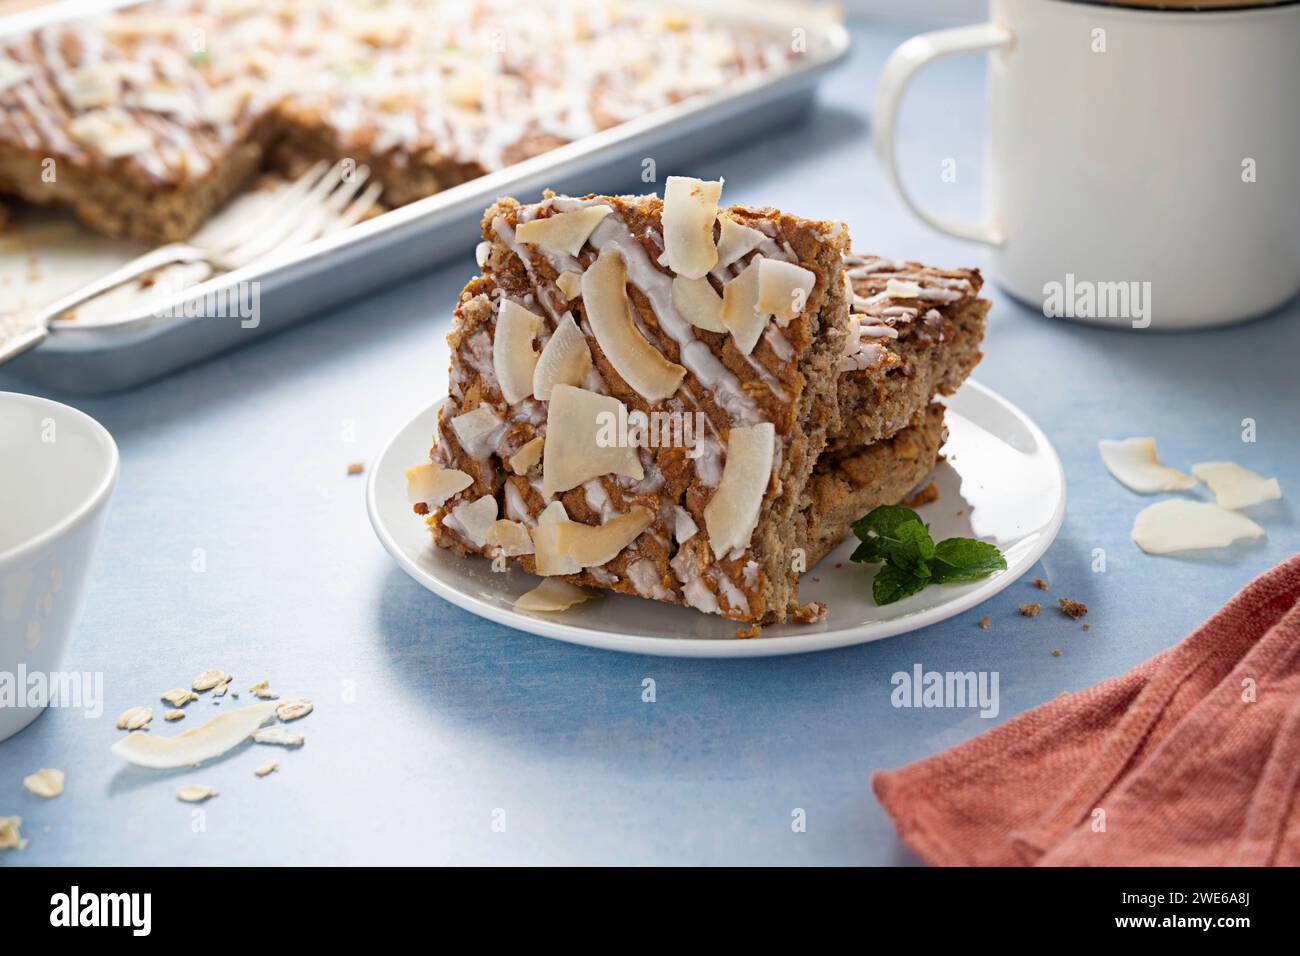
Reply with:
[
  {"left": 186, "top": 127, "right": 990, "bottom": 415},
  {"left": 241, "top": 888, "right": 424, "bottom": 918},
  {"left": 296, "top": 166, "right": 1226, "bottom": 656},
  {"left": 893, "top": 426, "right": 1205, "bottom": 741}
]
[
  {"left": 1190, "top": 461, "right": 1282, "bottom": 511},
  {"left": 1131, "top": 500, "right": 1265, "bottom": 554},
  {"left": 111, "top": 701, "right": 279, "bottom": 769},
  {"left": 1099, "top": 437, "right": 1196, "bottom": 493}
]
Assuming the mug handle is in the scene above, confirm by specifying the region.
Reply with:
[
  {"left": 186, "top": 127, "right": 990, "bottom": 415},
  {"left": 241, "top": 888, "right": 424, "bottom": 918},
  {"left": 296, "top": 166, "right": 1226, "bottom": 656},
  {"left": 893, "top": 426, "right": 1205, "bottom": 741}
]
[{"left": 873, "top": 23, "right": 1014, "bottom": 246}]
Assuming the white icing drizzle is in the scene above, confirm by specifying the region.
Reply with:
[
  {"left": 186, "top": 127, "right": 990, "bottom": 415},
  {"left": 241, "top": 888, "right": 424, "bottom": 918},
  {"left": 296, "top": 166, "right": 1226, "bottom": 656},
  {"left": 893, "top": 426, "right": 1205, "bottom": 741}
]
[
  {"left": 514, "top": 398, "right": 547, "bottom": 425},
  {"left": 687, "top": 432, "right": 724, "bottom": 487},
  {"left": 763, "top": 324, "right": 794, "bottom": 361},
  {"left": 491, "top": 216, "right": 561, "bottom": 321},
  {"left": 712, "top": 569, "right": 750, "bottom": 618},
  {"left": 671, "top": 550, "right": 719, "bottom": 616},
  {"left": 461, "top": 328, "right": 499, "bottom": 392},
  {"left": 587, "top": 567, "right": 618, "bottom": 585},
  {"left": 582, "top": 478, "right": 618, "bottom": 522},
  {"left": 844, "top": 255, "right": 896, "bottom": 278},
  {"left": 627, "top": 559, "right": 673, "bottom": 602},
  {"left": 739, "top": 350, "right": 789, "bottom": 403},
  {"left": 915, "top": 286, "right": 964, "bottom": 302},
  {"left": 505, "top": 482, "right": 533, "bottom": 524}
]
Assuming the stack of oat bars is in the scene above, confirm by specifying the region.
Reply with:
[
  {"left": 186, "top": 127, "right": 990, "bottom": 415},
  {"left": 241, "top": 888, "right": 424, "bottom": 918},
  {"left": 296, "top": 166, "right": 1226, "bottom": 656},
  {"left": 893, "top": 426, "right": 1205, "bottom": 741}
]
[{"left": 407, "top": 178, "right": 989, "bottom": 624}]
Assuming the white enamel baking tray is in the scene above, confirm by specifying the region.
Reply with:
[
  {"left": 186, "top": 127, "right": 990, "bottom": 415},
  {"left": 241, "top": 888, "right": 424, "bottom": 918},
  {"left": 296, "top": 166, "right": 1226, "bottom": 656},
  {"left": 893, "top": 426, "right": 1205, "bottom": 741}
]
[{"left": 0, "top": 1, "right": 849, "bottom": 393}]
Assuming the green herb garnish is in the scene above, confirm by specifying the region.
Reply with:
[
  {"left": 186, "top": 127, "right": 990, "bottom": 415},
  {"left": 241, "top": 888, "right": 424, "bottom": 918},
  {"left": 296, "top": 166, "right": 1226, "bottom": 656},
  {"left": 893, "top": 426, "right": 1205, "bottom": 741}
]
[{"left": 850, "top": 505, "right": 1006, "bottom": 605}]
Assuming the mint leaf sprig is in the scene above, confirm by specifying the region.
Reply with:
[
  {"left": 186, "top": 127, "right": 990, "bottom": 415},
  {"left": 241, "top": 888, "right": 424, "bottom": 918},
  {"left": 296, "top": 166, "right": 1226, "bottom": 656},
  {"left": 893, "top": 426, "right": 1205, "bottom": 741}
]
[{"left": 850, "top": 505, "right": 1006, "bottom": 605}]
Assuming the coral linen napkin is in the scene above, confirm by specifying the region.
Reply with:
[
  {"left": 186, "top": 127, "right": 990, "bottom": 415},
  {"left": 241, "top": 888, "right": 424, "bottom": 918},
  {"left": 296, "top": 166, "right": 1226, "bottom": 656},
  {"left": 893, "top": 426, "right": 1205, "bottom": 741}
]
[{"left": 873, "top": 553, "right": 1300, "bottom": 867}]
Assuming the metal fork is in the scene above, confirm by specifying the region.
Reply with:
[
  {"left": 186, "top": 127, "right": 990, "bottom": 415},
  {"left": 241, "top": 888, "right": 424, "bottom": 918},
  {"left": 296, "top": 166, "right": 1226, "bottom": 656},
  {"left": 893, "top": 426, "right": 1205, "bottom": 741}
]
[{"left": 0, "top": 159, "right": 383, "bottom": 364}]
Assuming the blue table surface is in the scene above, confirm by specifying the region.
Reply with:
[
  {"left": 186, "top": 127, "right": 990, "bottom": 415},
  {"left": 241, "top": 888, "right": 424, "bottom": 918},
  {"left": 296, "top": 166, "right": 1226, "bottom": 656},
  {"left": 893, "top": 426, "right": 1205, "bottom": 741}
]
[{"left": 1, "top": 19, "right": 1296, "bottom": 867}]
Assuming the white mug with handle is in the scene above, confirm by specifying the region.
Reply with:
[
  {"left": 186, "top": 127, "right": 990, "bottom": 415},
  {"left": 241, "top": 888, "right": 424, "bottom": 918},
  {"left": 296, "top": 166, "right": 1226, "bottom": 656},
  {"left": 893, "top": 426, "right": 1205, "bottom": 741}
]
[{"left": 873, "top": 0, "right": 1300, "bottom": 329}]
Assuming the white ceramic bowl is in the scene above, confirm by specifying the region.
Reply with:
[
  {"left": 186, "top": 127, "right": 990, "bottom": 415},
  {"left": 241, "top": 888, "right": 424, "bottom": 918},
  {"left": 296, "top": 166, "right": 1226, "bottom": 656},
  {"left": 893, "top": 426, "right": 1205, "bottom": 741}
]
[{"left": 0, "top": 392, "right": 118, "bottom": 742}]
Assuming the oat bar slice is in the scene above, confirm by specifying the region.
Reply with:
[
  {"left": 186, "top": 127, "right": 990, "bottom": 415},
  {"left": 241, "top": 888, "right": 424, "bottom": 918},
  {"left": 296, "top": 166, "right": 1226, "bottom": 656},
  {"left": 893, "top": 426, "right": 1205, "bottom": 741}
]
[
  {"left": 831, "top": 255, "right": 988, "bottom": 454},
  {"left": 410, "top": 179, "right": 855, "bottom": 623}
]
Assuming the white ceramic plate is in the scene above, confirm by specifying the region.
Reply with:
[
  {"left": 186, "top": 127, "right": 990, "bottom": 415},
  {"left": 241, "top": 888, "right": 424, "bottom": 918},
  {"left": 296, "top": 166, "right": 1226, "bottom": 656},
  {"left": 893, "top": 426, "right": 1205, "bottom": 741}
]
[{"left": 367, "top": 380, "right": 1066, "bottom": 657}]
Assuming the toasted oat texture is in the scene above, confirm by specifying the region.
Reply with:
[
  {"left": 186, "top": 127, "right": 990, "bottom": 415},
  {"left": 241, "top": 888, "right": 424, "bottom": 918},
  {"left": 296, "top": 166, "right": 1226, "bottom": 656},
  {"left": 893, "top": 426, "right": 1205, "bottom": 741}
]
[
  {"left": 275, "top": 699, "right": 313, "bottom": 722},
  {"left": 799, "top": 405, "right": 949, "bottom": 570},
  {"left": 0, "top": 1, "right": 796, "bottom": 242},
  {"left": 115, "top": 706, "right": 152, "bottom": 731},
  {"left": 191, "top": 669, "right": 229, "bottom": 692},
  {"left": 176, "top": 785, "right": 218, "bottom": 803},
  {"left": 161, "top": 687, "right": 197, "bottom": 707},
  {"left": 22, "top": 768, "right": 64, "bottom": 799},
  {"left": 249, "top": 680, "right": 279, "bottom": 700},
  {"left": 253, "top": 726, "right": 304, "bottom": 747}
]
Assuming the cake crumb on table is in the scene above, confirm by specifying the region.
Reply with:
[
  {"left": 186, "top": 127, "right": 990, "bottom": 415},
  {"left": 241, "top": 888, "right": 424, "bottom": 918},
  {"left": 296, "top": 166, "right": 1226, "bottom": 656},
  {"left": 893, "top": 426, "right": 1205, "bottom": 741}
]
[
  {"left": 347, "top": 462, "right": 365, "bottom": 476},
  {"left": 979, "top": 615, "right": 991, "bottom": 630},
  {"left": 1058, "top": 597, "right": 1088, "bottom": 619},
  {"left": 1018, "top": 602, "right": 1041, "bottom": 617},
  {"left": 902, "top": 481, "right": 939, "bottom": 509},
  {"left": 1082, "top": 623, "right": 1091, "bottom": 632},
  {"left": 1032, "top": 577, "right": 1048, "bottom": 590},
  {"left": 1052, "top": 648, "right": 1062, "bottom": 657}
]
